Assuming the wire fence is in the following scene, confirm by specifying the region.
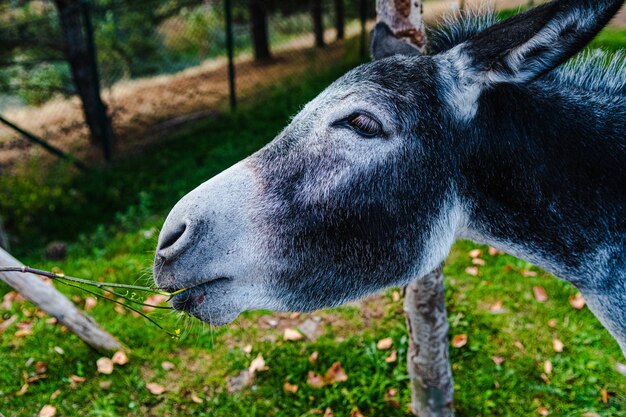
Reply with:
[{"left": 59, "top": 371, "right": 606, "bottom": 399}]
[{"left": 0, "top": 0, "right": 373, "bottom": 169}]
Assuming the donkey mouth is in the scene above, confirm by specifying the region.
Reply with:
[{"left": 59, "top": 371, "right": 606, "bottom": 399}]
[{"left": 170, "top": 277, "right": 232, "bottom": 312}]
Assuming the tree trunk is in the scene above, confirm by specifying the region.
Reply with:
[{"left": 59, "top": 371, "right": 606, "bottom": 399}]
[
  {"left": 0, "top": 217, "right": 8, "bottom": 252},
  {"left": 312, "top": 0, "right": 325, "bottom": 48},
  {"left": 54, "top": 0, "right": 115, "bottom": 162},
  {"left": 375, "top": 1, "right": 453, "bottom": 416},
  {"left": 404, "top": 265, "right": 454, "bottom": 417},
  {"left": 334, "top": 0, "right": 345, "bottom": 40},
  {"left": 249, "top": 0, "right": 271, "bottom": 61},
  {"left": 0, "top": 248, "right": 123, "bottom": 352}
]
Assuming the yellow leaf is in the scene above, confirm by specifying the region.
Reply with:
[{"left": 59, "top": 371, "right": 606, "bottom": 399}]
[
  {"left": 248, "top": 354, "right": 268, "bottom": 374},
  {"left": 146, "top": 382, "right": 165, "bottom": 395},
  {"left": 533, "top": 286, "right": 548, "bottom": 302},
  {"left": 111, "top": 351, "right": 129, "bottom": 366},
  {"left": 96, "top": 357, "right": 114, "bottom": 375},
  {"left": 452, "top": 334, "right": 468, "bottom": 348},
  {"left": 376, "top": 337, "right": 393, "bottom": 350},
  {"left": 283, "top": 328, "right": 304, "bottom": 341},
  {"left": 283, "top": 382, "right": 298, "bottom": 393},
  {"left": 385, "top": 350, "right": 397, "bottom": 363},
  {"left": 38, "top": 405, "right": 56, "bottom": 417}
]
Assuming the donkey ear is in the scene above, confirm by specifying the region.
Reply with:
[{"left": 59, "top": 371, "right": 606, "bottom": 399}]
[
  {"left": 370, "top": 22, "right": 422, "bottom": 60},
  {"left": 454, "top": 0, "right": 624, "bottom": 84}
]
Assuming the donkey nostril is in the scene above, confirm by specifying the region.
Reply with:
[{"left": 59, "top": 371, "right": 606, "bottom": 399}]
[{"left": 159, "top": 222, "right": 187, "bottom": 252}]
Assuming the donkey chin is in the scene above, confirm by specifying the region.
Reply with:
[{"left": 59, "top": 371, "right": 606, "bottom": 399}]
[{"left": 155, "top": 0, "right": 626, "bottom": 357}]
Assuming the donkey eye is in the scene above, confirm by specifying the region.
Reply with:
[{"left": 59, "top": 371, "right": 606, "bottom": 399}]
[{"left": 334, "top": 113, "right": 383, "bottom": 138}]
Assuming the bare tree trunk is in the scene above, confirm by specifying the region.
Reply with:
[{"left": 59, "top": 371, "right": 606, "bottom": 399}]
[
  {"left": 375, "top": 1, "right": 453, "bottom": 416},
  {"left": 334, "top": 0, "right": 345, "bottom": 40},
  {"left": 54, "top": 0, "right": 115, "bottom": 162},
  {"left": 0, "top": 217, "right": 8, "bottom": 252},
  {"left": 312, "top": 0, "right": 325, "bottom": 48},
  {"left": 250, "top": 0, "right": 271, "bottom": 61},
  {"left": 404, "top": 265, "right": 454, "bottom": 417},
  {"left": 0, "top": 248, "right": 122, "bottom": 352}
]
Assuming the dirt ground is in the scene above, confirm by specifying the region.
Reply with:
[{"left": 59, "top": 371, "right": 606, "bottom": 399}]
[{"left": 0, "top": 0, "right": 623, "bottom": 170}]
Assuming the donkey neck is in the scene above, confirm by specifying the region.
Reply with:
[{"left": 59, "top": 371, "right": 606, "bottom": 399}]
[{"left": 456, "top": 82, "right": 626, "bottom": 286}]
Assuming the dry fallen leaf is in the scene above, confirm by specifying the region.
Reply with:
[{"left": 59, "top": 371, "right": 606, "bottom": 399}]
[
  {"left": 488, "top": 247, "right": 502, "bottom": 256},
  {"left": 547, "top": 319, "right": 557, "bottom": 328},
  {"left": 146, "top": 382, "right": 165, "bottom": 395},
  {"left": 350, "top": 409, "right": 365, "bottom": 417},
  {"left": 601, "top": 389, "right": 609, "bottom": 404},
  {"left": 452, "top": 334, "right": 468, "bottom": 348},
  {"left": 538, "top": 406, "right": 549, "bottom": 416},
  {"left": 99, "top": 380, "right": 112, "bottom": 390},
  {"left": 569, "top": 292, "right": 586, "bottom": 309},
  {"left": 283, "top": 328, "right": 304, "bottom": 341},
  {"left": 465, "top": 266, "right": 479, "bottom": 276},
  {"left": 307, "top": 371, "right": 325, "bottom": 388},
  {"left": 472, "top": 258, "right": 486, "bottom": 266},
  {"left": 35, "top": 361, "right": 47, "bottom": 374},
  {"left": 243, "top": 344, "right": 253, "bottom": 354},
  {"left": 111, "top": 350, "right": 129, "bottom": 366},
  {"left": 161, "top": 361, "right": 175, "bottom": 371},
  {"left": 227, "top": 370, "right": 252, "bottom": 393},
  {"left": 84, "top": 297, "right": 97, "bottom": 311},
  {"left": 392, "top": 291, "right": 400, "bottom": 302},
  {"left": 489, "top": 300, "right": 505, "bottom": 314},
  {"left": 552, "top": 339, "right": 564, "bottom": 353},
  {"left": 514, "top": 341, "right": 525, "bottom": 352},
  {"left": 50, "top": 389, "right": 61, "bottom": 400},
  {"left": 16, "top": 383, "right": 29, "bottom": 396},
  {"left": 38, "top": 405, "right": 56, "bottom": 417},
  {"left": 96, "top": 357, "right": 114, "bottom": 375},
  {"left": 377, "top": 337, "right": 393, "bottom": 350},
  {"left": 69, "top": 375, "right": 86, "bottom": 383},
  {"left": 249, "top": 354, "right": 268, "bottom": 374},
  {"left": 533, "top": 286, "right": 548, "bottom": 302},
  {"left": 325, "top": 361, "right": 348, "bottom": 384},
  {"left": 385, "top": 350, "right": 397, "bottom": 363},
  {"left": 143, "top": 294, "right": 169, "bottom": 312},
  {"left": 324, "top": 408, "right": 334, "bottom": 417},
  {"left": 190, "top": 391, "right": 203, "bottom": 404},
  {"left": 583, "top": 413, "right": 601, "bottom": 417},
  {"left": 523, "top": 270, "right": 538, "bottom": 277},
  {"left": 309, "top": 351, "right": 319, "bottom": 364},
  {"left": 283, "top": 382, "right": 298, "bottom": 393},
  {"left": 468, "top": 249, "right": 482, "bottom": 258},
  {"left": 491, "top": 356, "right": 505, "bottom": 366},
  {"left": 544, "top": 360, "right": 553, "bottom": 374}
]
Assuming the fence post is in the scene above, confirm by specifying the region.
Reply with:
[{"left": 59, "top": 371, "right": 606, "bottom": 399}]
[
  {"left": 0, "top": 115, "right": 87, "bottom": 171},
  {"left": 360, "top": 0, "right": 368, "bottom": 59},
  {"left": 81, "top": 0, "right": 113, "bottom": 163},
  {"left": 224, "top": 0, "right": 237, "bottom": 110}
]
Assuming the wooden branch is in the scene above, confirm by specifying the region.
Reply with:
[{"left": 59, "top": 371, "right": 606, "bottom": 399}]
[
  {"left": 374, "top": 1, "right": 454, "bottom": 416},
  {"left": 0, "top": 248, "right": 122, "bottom": 352},
  {"left": 404, "top": 264, "right": 454, "bottom": 417},
  {"left": 375, "top": 0, "right": 427, "bottom": 51}
]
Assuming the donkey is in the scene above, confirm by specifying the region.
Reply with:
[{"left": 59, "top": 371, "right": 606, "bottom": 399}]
[{"left": 154, "top": 0, "right": 626, "bottom": 355}]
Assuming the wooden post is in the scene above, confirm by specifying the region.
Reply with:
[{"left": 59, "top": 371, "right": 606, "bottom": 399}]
[
  {"left": 312, "top": 0, "right": 325, "bottom": 48},
  {"left": 224, "top": 0, "right": 237, "bottom": 110},
  {"left": 374, "top": 1, "right": 453, "bottom": 416},
  {"left": 0, "top": 248, "right": 122, "bottom": 352}
]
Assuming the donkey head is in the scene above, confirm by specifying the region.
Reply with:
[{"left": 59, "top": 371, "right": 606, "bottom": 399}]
[{"left": 154, "top": 0, "right": 624, "bottom": 325}]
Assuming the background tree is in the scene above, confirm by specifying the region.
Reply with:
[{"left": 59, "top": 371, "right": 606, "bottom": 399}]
[
  {"left": 375, "top": 1, "right": 454, "bottom": 416},
  {"left": 249, "top": 0, "right": 271, "bottom": 61},
  {"left": 334, "top": 0, "right": 345, "bottom": 40},
  {"left": 311, "top": 0, "right": 325, "bottom": 48}
]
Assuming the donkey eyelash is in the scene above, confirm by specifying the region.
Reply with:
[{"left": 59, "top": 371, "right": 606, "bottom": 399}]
[{"left": 333, "top": 112, "right": 384, "bottom": 139}]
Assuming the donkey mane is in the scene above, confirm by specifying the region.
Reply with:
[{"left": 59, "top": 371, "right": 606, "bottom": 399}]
[{"left": 430, "top": 7, "right": 626, "bottom": 97}]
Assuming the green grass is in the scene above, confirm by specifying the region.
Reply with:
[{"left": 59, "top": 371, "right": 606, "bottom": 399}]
[{"left": 1, "top": 24, "right": 625, "bottom": 417}]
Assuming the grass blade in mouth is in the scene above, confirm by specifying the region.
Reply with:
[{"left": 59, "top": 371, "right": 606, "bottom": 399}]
[{"left": 0, "top": 266, "right": 187, "bottom": 338}]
